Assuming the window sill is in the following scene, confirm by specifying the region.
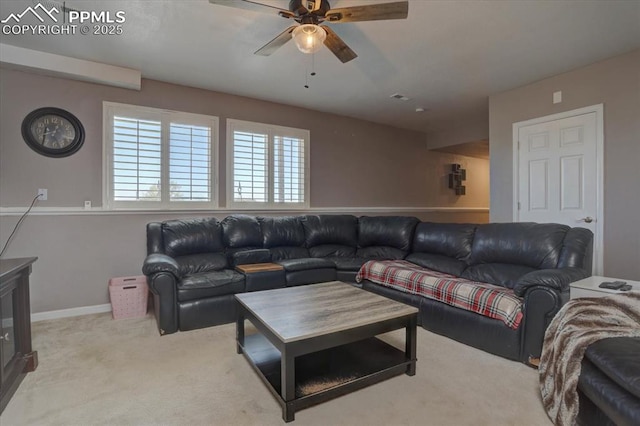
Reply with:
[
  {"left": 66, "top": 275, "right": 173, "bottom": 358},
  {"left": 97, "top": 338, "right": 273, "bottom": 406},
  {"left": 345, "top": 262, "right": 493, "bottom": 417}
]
[{"left": 0, "top": 206, "right": 489, "bottom": 217}]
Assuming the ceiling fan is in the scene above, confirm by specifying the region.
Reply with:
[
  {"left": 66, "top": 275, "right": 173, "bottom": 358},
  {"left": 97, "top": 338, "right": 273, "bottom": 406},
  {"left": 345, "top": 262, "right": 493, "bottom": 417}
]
[{"left": 209, "top": 0, "right": 409, "bottom": 63}]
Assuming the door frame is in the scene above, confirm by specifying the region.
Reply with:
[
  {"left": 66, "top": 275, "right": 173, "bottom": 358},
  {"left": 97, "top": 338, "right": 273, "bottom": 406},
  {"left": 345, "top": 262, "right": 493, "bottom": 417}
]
[{"left": 512, "top": 104, "right": 604, "bottom": 275}]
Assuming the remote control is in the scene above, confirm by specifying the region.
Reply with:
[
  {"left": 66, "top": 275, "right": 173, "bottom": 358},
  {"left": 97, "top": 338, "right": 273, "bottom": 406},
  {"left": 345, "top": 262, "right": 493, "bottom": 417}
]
[{"left": 599, "top": 281, "right": 628, "bottom": 290}]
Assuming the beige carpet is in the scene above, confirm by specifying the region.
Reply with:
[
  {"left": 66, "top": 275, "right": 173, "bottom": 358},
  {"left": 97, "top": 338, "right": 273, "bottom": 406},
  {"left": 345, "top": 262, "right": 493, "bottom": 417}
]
[{"left": 1, "top": 312, "right": 551, "bottom": 426}]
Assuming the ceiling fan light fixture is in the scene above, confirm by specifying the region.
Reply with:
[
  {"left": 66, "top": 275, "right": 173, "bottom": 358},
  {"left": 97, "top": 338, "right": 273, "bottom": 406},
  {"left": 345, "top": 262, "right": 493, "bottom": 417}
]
[{"left": 292, "top": 24, "right": 326, "bottom": 54}]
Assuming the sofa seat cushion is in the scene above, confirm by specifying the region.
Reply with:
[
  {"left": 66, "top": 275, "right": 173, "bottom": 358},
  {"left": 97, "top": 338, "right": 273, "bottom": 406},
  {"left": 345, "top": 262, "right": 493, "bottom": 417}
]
[
  {"left": 277, "top": 258, "right": 335, "bottom": 272},
  {"left": 177, "top": 270, "right": 245, "bottom": 302},
  {"left": 356, "top": 260, "right": 524, "bottom": 329},
  {"left": 584, "top": 337, "right": 640, "bottom": 399},
  {"left": 326, "top": 257, "right": 368, "bottom": 271}
]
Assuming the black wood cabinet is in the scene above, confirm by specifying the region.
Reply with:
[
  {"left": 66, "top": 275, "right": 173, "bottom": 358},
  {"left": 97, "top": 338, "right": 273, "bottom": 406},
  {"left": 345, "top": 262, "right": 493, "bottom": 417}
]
[{"left": 0, "top": 257, "right": 38, "bottom": 414}]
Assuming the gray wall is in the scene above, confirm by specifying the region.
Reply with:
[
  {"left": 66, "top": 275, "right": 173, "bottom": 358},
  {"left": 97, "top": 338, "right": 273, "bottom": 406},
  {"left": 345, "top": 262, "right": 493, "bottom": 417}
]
[
  {"left": 0, "top": 68, "right": 490, "bottom": 208},
  {"left": 0, "top": 68, "right": 489, "bottom": 313},
  {"left": 489, "top": 49, "right": 640, "bottom": 280}
]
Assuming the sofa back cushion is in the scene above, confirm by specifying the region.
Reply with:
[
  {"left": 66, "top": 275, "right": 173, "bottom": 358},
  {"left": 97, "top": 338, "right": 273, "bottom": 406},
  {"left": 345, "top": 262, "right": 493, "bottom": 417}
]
[
  {"left": 161, "top": 218, "right": 224, "bottom": 257},
  {"left": 301, "top": 215, "right": 358, "bottom": 257},
  {"left": 412, "top": 222, "right": 476, "bottom": 260},
  {"left": 357, "top": 216, "right": 419, "bottom": 259},
  {"left": 259, "top": 216, "right": 310, "bottom": 260},
  {"left": 468, "top": 223, "right": 568, "bottom": 269},
  {"left": 463, "top": 222, "right": 570, "bottom": 288},
  {"left": 175, "top": 253, "right": 228, "bottom": 275},
  {"left": 405, "top": 253, "right": 467, "bottom": 276},
  {"left": 221, "top": 215, "right": 263, "bottom": 248}
]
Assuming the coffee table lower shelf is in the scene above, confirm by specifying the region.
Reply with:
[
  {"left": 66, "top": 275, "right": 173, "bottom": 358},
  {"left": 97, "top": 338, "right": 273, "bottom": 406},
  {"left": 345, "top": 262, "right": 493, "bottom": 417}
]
[{"left": 239, "top": 333, "right": 411, "bottom": 420}]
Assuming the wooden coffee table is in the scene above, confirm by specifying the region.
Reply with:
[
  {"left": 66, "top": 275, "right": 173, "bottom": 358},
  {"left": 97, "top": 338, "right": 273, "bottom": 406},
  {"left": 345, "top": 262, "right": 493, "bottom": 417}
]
[{"left": 235, "top": 281, "right": 418, "bottom": 422}]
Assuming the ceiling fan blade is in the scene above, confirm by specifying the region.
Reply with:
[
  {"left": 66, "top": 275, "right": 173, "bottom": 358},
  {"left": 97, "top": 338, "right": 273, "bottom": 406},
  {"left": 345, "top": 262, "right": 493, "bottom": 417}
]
[
  {"left": 208, "top": 0, "right": 295, "bottom": 19},
  {"left": 254, "top": 26, "right": 297, "bottom": 56},
  {"left": 322, "top": 26, "right": 357, "bottom": 63},
  {"left": 325, "top": 1, "right": 408, "bottom": 23}
]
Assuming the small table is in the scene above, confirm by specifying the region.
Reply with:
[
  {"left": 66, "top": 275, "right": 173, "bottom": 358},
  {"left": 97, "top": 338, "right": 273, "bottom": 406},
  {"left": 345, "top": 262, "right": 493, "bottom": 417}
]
[
  {"left": 235, "top": 281, "right": 418, "bottom": 422},
  {"left": 235, "top": 262, "right": 285, "bottom": 292},
  {"left": 570, "top": 275, "right": 640, "bottom": 299}
]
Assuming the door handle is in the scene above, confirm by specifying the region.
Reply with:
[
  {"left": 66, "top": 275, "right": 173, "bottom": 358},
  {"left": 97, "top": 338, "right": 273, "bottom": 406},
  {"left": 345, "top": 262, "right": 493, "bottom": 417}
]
[{"left": 579, "top": 217, "right": 594, "bottom": 223}]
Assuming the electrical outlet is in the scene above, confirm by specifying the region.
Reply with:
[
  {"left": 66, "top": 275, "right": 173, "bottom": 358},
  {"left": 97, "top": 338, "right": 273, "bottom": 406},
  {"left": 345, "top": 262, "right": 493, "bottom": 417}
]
[{"left": 37, "top": 188, "right": 47, "bottom": 201}]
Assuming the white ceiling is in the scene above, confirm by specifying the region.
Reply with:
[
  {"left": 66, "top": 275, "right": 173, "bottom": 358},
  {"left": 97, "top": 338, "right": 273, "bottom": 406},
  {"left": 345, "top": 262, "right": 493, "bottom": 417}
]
[{"left": 1, "top": 0, "right": 638, "bottom": 134}]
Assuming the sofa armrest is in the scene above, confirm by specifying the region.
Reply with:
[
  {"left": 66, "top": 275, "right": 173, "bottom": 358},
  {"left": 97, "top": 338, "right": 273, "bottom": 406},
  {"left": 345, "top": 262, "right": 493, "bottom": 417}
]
[
  {"left": 231, "top": 249, "right": 272, "bottom": 267},
  {"left": 513, "top": 267, "right": 589, "bottom": 297},
  {"left": 142, "top": 253, "right": 181, "bottom": 279}
]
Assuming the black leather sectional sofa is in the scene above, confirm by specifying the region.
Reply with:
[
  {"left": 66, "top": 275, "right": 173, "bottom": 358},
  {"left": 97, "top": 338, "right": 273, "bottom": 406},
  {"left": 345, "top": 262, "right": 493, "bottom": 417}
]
[
  {"left": 142, "top": 214, "right": 593, "bottom": 364},
  {"left": 578, "top": 337, "right": 640, "bottom": 426}
]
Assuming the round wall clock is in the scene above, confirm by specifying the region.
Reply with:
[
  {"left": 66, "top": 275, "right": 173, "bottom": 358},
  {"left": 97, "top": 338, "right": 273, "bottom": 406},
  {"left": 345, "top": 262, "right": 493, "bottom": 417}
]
[{"left": 21, "top": 107, "right": 85, "bottom": 158}]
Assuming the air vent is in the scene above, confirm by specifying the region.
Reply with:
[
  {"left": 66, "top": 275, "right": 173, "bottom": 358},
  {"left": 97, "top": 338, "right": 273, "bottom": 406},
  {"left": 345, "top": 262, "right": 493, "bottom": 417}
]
[{"left": 390, "top": 93, "right": 410, "bottom": 101}]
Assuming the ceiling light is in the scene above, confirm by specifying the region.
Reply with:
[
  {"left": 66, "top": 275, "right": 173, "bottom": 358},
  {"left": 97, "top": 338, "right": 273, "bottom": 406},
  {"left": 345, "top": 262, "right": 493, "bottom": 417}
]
[{"left": 292, "top": 24, "right": 326, "bottom": 54}]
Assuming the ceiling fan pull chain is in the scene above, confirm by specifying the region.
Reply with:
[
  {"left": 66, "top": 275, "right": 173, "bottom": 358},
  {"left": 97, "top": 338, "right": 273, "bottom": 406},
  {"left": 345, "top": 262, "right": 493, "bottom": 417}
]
[{"left": 311, "top": 52, "right": 317, "bottom": 77}]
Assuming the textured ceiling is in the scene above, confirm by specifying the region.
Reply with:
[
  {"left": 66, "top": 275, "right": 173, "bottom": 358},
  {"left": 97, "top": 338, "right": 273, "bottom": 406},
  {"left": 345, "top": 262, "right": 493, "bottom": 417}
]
[{"left": 1, "top": 0, "right": 638, "bottom": 134}]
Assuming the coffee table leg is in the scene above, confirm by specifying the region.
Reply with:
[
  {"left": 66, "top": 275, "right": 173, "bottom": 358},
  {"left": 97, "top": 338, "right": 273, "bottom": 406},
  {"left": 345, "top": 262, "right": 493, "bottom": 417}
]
[
  {"left": 236, "top": 311, "right": 244, "bottom": 355},
  {"left": 281, "top": 348, "right": 295, "bottom": 422},
  {"left": 405, "top": 315, "right": 417, "bottom": 376}
]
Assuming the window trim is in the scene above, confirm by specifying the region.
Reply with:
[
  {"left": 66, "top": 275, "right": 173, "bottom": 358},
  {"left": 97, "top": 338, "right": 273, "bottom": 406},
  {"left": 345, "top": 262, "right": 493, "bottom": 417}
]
[
  {"left": 226, "top": 119, "right": 310, "bottom": 209},
  {"left": 102, "top": 101, "right": 219, "bottom": 210}
]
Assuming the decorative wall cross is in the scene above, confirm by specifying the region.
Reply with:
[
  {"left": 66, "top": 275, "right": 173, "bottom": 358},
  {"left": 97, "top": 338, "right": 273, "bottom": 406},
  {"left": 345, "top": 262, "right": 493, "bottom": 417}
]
[{"left": 449, "top": 164, "right": 466, "bottom": 195}]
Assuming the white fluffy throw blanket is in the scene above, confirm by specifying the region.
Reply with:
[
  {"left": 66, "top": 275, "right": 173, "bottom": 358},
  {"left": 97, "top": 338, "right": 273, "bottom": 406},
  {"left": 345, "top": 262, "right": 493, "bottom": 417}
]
[{"left": 539, "top": 291, "right": 640, "bottom": 425}]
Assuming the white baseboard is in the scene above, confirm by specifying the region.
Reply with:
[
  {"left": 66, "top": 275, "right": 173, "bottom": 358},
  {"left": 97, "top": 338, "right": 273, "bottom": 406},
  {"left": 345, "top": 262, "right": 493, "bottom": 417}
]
[{"left": 31, "top": 303, "right": 112, "bottom": 322}]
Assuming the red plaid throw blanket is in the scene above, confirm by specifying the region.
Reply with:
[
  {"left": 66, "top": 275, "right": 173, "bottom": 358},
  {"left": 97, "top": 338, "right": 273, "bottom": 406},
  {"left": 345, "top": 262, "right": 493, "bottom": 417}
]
[{"left": 356, "top": 260, "right": 524, "bottom": 329}]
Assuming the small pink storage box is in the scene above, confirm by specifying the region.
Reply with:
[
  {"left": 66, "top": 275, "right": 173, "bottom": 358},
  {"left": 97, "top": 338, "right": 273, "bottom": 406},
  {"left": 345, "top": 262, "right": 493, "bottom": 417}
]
[{"left": 108, "top": 275, "right": 149, "bottom": 319}]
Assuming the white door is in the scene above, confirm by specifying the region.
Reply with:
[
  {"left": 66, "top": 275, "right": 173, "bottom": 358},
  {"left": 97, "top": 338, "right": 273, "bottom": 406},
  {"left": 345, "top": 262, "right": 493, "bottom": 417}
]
[{"left": 514, "top": 106, "right": 603, "bottom": 274}]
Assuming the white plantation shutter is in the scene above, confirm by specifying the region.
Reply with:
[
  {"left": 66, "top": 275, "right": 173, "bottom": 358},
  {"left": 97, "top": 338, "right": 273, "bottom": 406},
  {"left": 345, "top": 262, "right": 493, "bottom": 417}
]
[
  {"left": 104, "top": 102, "right": 218, "bottom": 209},
  {"left": 232, "top": 130, "right": 268, "bottom": 203},
  {"left": 112, "top": 116, "right": 162, "bottom": 201},
  {"left": 169, "top": 123, "right": 211, "bottom": 202},
  {"left": 274, "top": 135, "right": 305, "bottom": 203},
  {"left": 227, "top": 119, "right": 309, "bottom": 208}
]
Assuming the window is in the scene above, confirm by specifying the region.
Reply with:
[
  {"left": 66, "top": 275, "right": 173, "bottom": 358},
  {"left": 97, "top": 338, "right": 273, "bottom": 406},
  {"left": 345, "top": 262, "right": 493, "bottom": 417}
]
[
  {"left": 226, "top": 119, "right": 310, "bottom": 209},
  {"left": 103, "top": 102, "right": 218, "bottom": 209}
]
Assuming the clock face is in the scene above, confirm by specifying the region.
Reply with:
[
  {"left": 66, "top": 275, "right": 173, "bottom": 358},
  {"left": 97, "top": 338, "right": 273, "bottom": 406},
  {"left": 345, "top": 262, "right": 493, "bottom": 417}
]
[
  {"left": 30, "top": 114, "right": 76, "bottom": 149},
  {"left": 21, "top": 108, "right": 85, "bottom": 157}
]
